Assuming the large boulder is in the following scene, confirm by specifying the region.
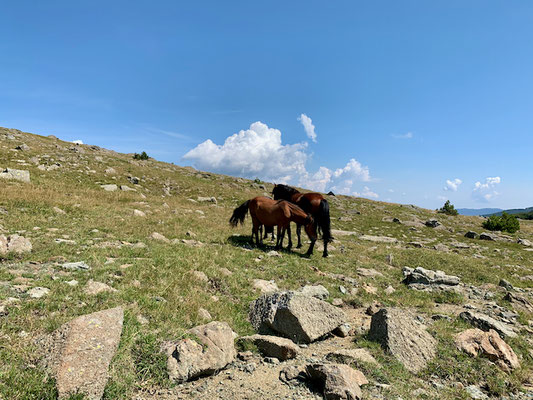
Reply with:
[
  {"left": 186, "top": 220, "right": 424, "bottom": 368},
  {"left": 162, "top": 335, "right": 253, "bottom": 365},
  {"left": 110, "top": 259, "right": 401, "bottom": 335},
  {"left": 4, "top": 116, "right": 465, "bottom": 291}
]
[
  {"left": 306, "top": 363, "right": 365, "bottom": 400},
  {"left": 368, "top": 308, "right": 436, "bottom": 373},
  {"left": 504, "top": 292, "right": 533, "bottom": 313},
  {"left": 163, "top": 321, "right": 236, "bottom": 382},
  {"left": 249, "top": 291, "right": 346, "bottom": 343},
  {"left": 39, "top": 307, "right": 124, "bottom": 399},
  {"left": 0, "top": 234, "right": 32, "bottom": 255},
  {"left": 0, "top": 168, "right": 30, "bottom": 183},
  {"left": 459, "top": 311, "right": 516, "bottom": 339},
  {"left": 455, "top": 328, "right": 519, "bottom": 372},
  {"left": 239, "top": 334, "right": 299, "bottom": 360}
]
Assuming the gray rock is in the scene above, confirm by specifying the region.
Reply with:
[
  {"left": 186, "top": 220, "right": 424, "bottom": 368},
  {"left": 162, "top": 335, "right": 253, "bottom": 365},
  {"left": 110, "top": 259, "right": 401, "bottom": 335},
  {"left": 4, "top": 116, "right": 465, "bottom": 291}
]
[
  {"left": 325, "top": 348, "right": 378, "bottom": 366},
  {"left": 333, "top": 323, "right": 351, "bottom": 338},
  {"left": 425, "top": 219, "right": 441, "bottom": 228},
  {"left": 62, "top": 261, "right": 91, "bottom": 271},
  {"left": 249, "top": 291, "right": 346, "bottom": 343},
  {"left": 84, "top": 280, "right": 117, "bottom": 296},
  {"left": 253, "top": 279, "right": 279, "bottom": 294},
  {"left": 306, "top": 363, "right": 365, "bottom": 400},
  {"left": 465, "top": 231, "right": 478, "bottom": 239},
  {"left": 197, "top": 196, "right": 217, "bottom": 204},
  {"left": 299, "top": 284, "right": 330, "bottom": 300},
  {"left": 28, "top": 287, "right": 50, "bottom": 299},
  {"left": 359, "top": 235, "right": 398, "bottom": 244},
  {"left": 504, "top": 292, "right": 533, "bottom": 313},
  {"left": 128, "top": 176, "right": 140, "bottom": 184},
  {"left": 498, "top": 279, "right": 514, "bottom": 291},
  {"left": 39, "top": 307, "right": 124, "bottom": 399},
  {"left": 517, "top": 238, "right": 532, "bottom": 247},
  {"left": 239, "top": 334, "right": 299, "bottom": 360},
  {"left": 465, "top": 385, "right": 488, "bottom": 399},
  {"left": 402, "top": 267, "right": 460, "bottom": 289},
  {"left": 163, "top": 321, "right": 236, "bottom": 382},
  {"left": 0, "top": 234, "right": 32, "bottom": 255},
  {"left": 100, "top": 184, "right": 118, "bottom": 192},
  {"left": 0, "top": 168, "right": 30, "bottom": 183},
  {"left": 369, "top": 308, "right": 437, "bottom": 373},
  {"left": 479, "top": 232, "right": 495, "bottom": 241},
  {"left": 459, "top": 310, "right": 517, "bottom": 338}
]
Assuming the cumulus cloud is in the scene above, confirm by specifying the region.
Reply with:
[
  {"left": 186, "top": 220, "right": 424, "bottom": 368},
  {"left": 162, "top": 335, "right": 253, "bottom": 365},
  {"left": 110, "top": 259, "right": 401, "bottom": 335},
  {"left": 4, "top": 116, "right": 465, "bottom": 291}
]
[
  {"left": 183, "top": 121, "right": 308, "bottom": 182},
  {"left": 444, "top": 178, "right": 462, "bottom": 192},
  {"left": 72, "top": 139, "right": 83, "bottom": 144},
  {"left": 392, "top": 132, "right": 413, "bottom": 139},
  {"left": 354, "top": 186, "right": 379, "bottom": 199},
  {"left": 473, "top": 176, "right": 501, "bottom": 202},
  {"left": 183, "top": 121, "right": 372, "bottom": 197},
  {"left": 298, "top": 113, "right": 317, "bottom": 143}
]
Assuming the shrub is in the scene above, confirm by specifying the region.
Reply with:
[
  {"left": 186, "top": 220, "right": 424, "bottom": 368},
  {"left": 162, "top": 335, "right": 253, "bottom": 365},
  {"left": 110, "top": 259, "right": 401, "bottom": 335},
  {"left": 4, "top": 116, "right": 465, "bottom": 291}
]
[
  {"left": 437, "top": 200, "right": 458, "bottom": 216},
  {"left": 253, "top": 178, "right": 263, "bottom": 184},
  {"left": 133, "top": 151, "right": 149, "bottom": 160},
  {"left": 482, "top": 212, "right": 520, "bottom": 233}
]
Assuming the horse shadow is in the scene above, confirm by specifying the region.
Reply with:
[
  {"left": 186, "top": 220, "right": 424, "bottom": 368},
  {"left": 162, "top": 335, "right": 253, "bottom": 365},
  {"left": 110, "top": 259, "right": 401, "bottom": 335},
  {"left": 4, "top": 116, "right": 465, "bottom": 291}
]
[{"left": 227, "top": 235, "right": 312, "bottom": 258}]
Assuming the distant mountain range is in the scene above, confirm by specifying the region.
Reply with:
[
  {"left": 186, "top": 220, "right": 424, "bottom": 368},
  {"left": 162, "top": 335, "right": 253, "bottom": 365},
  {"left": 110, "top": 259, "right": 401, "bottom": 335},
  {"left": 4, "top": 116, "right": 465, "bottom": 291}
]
[{"left": 457, "top": 206, "right": 533, "bottom": 217}]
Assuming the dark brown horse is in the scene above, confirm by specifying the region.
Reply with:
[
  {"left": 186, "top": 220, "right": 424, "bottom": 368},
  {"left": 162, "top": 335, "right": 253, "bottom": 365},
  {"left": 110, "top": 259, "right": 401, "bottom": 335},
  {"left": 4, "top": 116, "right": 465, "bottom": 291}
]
[
  {"left": 229, "top": 196, "right": 318, "bottom": 256},
  {"left": 272, "top": 184, "right": 332, "bottom": 257}
]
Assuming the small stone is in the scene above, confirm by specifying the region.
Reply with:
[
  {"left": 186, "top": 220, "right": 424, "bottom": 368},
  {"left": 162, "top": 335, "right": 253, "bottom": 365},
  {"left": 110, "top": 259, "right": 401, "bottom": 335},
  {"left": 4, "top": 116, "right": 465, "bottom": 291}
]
[
  {"left": 198, "top": 308, "right": 212, "bottom": 321},
  {"left": 498, "top": 279, "right": 514, "bottom": 291},
  {"left": 53, "top": 206, "right": 66, "bottom": 214},
  {"left": 62, "top": 261, "right": 91, "bottom": 271},
  {"left": 84, "top": 280, "right": 117, "bottom": 296},
  {"left": 28, "top": 287, "right": 50, "bottom": 299},
  {"left": 150, "top": 232, "right": 169, "bottom": 242},
  {"left": 65, "top": 280, "right": 78, "bottom": 287},
  {"left": 339, "top": 285, "right": 347, "bottom": 294},
  {"left": 253, "top": 279, "right": 279, "bottom": 294},
  {"left": 384, "top": 285, "right": 396, "bottom": 295},
  {"left": 100, "top": 184, "right": 118, "bottom": 192},
  {"left": 133, "top": 209, "right": 146, "bottom": 217},
  {"left": 191, "top": 270, "right": 209, "bottom": 282},
  {"left": 465, "top": 385, "right": 488, "bottom": 399}
]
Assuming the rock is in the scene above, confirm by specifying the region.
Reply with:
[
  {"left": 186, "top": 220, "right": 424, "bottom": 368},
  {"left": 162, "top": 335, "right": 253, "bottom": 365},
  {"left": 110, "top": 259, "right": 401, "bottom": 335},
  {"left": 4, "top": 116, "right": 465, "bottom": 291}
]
[
  {"left": 0, "top": 234, "right": 32, "bottom": 254},
  {"left": 53, "top": 206, "right": 66, "bottom": 214},
  {"left": 306, "top": 363, "right": 365, "bottom": 399},
  {"left": 425, "top": 219, "right": 441, "bottom": 228},
  {"left": 455, "top": 328, "right": 519, "bottom": 372},
  {"left": 163, "top": 321, "right": 236, "bottom": 382},
  {"left": 465, "top": 231, "right": 478, "bottom": 239},
  {"left": 366, "top": 302, "right": 383, "bottom": 316},
  {"left": 84, "top": 280, "right": 117, "bottom": 296},
  {"left": 517, "top": 238, "right": 532, "bottom": 247},
  {"left": 197, "top": 196, "right": 217, "bottom": 204},
  {"left": 359, "top": 235, "right": 398, "bottom": 244},
  {"left": 333, "top": 323, "right": 351, "bottom": 338},
  {"left": 0, "top": 168, "right": 30, "bottom": 183},
  {"left": 239, "top": 334, "right": 299, "bottom": 360},
  {"left": 15, "top": 143, "right": 30, "bottom": 151},
  {"left": 479, "top": 232, "right": 495, "bottom": 241},
  {"left": 357, "top": 268, "right": 383, "bottom": 278},
  {"left": 465, "top": 385, "right": 488, "bottom": 399},
  {"left": 191, "top": 270, "right": 209, "bottom": 282},
  {"left": 28, "top": 287, "right": 50, "bottom": 299},
  {"left": 299, "top": 284, "right": 330, "bottom": 300},
  {"left": 408, "top": 241, "right": 423, "bottom": 248},
  {"left": 433, "top": 243, "right": 449, "bottom": 252},
  {"left": 325, "top": 348, "right": 379, "bottom": 366},
  {"left": 384, "top": 285, "right": 396, "bottom": 295},
  {"left": 253, "top": 279, "right": 279, "bottom": 294},
  {"left": 104, "top": 167, "right": 116, "bottom": 175},
  {"left": 128, "top": 176, "right": 140, "bottom": 184},
  {"left": 120, "top": 185, "right": 136, "bottom": 192},
  {"left": 504, "top": 292, "right": 533, "bottom": 313},
  {"left": 498, "top": 279, "right": 514, "bottom": 291},
  {"left": 339, "top": 285, "right": 347, "bottom": 294},
  {"left": 279, "top": 365, "right": 305, "bottom": 384},
  {"left": 249, "top": 291, "right": 347, "bottom": 343},
  {"left": 459, "top": 311, "right": 516, "bottom": 338},
  {"left": 402, "top": 267, "right": 460, "bottom": 291},
  {"left": 65, "top": 280, "right": 78, "bottom": 287},
  {"left": 100, "top": 184, "right": 118, "bottom": 191},
  {"left": 198, "top": 308, "right": 212, "bottom": 321},
  {"left": 219, "top": 268, "right": 233, "bottom": 277},
  {"left": 62, "top": 261, "right": 91, "bottom": 271},
  {"left": 368, "top": 308, "right": 437, "bottom": 373},
  {"left": 133, "top": 209, "right": 146, "bottom": 217},
  {"left": 150, "top": 232, "right": 169, "bottom": 243},
  {"left": 267, "top": 250, "right": 281, "bottom": 257},
  {"left": 40, "top": 307, "right": 123, "bottom": 399}
]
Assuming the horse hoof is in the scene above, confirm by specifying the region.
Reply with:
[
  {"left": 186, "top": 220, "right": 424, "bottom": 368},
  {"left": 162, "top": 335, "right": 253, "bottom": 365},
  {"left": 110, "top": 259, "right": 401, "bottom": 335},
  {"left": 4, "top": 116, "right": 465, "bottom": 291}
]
[
  {"left": 296, "top": 245, "right": 302, "bottom": 249},
  {"left": 322, "top": 253, "right": 329, "bottom": 258}
]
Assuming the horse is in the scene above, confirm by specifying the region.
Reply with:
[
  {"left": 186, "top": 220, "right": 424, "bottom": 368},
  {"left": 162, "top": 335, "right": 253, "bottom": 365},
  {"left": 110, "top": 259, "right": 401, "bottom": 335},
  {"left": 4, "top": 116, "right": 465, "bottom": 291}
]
[
  {"left": 229, "top": 196, "right": 318, "bottom": 256},
  {"left": 272, "top": 184, "right": 332, "bottom": 257}
]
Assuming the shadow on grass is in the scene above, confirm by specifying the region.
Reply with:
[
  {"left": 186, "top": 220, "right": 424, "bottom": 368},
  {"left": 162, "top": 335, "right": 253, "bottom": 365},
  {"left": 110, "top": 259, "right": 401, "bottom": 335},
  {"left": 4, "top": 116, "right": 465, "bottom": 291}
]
[{"left": 227, "top": 235, "right": 312, "bottom": 258}]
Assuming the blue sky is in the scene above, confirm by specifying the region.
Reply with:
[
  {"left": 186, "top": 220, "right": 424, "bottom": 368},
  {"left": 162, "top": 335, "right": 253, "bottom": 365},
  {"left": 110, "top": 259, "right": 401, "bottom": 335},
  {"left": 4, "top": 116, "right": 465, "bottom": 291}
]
[{"left": 1, "top": 1, "right": 532, "bottom": 209}]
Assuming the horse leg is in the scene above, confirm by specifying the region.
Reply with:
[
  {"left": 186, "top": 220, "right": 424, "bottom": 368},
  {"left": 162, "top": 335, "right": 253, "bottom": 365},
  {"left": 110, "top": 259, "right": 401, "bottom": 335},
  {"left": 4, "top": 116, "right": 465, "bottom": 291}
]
[
  {"left": 306, "top": 238, "right": 316, "bottom": 257},
  {"left": 275, "top": 226, "right": 283, "bottom": 249},
  {"left": 296, "top": 224, "right": 302, "bottom": 248},
  {"left": 322, "top": 237, "right": 328, "bottom": 257},
  {"left": 287, "top": 224, "right": 292, "bottom": 250}
]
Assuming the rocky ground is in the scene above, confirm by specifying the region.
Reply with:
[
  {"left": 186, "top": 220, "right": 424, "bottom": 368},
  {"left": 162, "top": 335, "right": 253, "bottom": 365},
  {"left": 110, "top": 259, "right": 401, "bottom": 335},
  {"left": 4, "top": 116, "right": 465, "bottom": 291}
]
[{"left": 0, "top": 126, "right": 532, "bottom": 399}]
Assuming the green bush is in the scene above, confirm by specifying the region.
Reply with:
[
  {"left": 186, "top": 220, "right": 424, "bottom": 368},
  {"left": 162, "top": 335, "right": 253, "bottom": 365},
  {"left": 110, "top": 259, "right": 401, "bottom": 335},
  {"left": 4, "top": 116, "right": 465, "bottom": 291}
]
[
  {"left": 482, "top": 212, "right": 520, "bottom": 233},
  {"left": 437, "top": 200, "right": 458, "bottom": 216},
  {"left": 133, "top": 151, "right": 149, "bottom": 160}
]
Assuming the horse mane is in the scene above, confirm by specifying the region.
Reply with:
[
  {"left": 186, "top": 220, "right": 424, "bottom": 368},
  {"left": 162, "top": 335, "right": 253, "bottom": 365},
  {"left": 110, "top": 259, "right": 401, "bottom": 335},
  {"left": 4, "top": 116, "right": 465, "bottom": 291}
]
[{"left": 273, "top": 184, "right": 301, "bottom": 199}]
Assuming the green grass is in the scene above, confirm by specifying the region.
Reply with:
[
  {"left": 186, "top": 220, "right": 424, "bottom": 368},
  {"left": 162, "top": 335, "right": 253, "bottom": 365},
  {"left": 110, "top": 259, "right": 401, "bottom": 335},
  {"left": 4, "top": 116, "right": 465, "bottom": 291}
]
[{"left": 1, "top": 126, "right": 532, "bottom": 399}]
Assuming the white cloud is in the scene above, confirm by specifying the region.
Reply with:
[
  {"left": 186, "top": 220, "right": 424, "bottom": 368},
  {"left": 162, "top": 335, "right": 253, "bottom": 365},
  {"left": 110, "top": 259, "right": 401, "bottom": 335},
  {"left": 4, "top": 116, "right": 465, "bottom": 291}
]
[
  {"left": 354, "top": 186, "right": 379, "bottom": 199},
  {"left": 297, "top": 113, "right": 317, "bottom": 143},
  {"left": 72, "top": 139, "right": 83, "bottom": 144},
  {"left": 183, "top": 121, "right": 308, "bottom": 182},
  {"left": 473, "top": 176, "right": 501, "bottom": 202},
  {"left": 183, "top": 121, "right": 372, "bottom": 197},
  {"left": 437, "top": 195, "right": 447, "bottom": 201},
  {"left": 392, "top": 132, "right": 413, "bottom": 139},
  {"left": 444, "top": 178, "right": 462, "bottom": 192}
]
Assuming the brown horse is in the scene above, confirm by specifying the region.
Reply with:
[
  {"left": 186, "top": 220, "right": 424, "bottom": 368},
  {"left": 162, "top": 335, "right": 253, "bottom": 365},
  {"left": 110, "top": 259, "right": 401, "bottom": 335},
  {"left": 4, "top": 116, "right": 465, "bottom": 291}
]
[
  {"left": 272, "top": 184, "right": 332, "bottom": 257},
  {"left": 229, "top": 196, "right": 318, "bottom": 255}
]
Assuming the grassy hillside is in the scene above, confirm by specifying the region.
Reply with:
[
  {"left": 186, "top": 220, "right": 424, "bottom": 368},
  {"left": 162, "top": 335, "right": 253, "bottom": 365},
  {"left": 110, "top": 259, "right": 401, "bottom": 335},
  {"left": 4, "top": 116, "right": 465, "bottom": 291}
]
[{"left": 1, "top": 126, "right": 532, "bottom": 399}]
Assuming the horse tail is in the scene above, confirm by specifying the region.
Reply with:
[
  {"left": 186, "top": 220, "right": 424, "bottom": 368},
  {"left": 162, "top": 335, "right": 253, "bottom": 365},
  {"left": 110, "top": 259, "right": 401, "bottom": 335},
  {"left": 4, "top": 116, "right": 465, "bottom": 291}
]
[
  {"left": 229, "top": 200, "right": 250, "bottom": 227},
  {"left": 317, "top": 199, "right": 332, "bottom": 243}
]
